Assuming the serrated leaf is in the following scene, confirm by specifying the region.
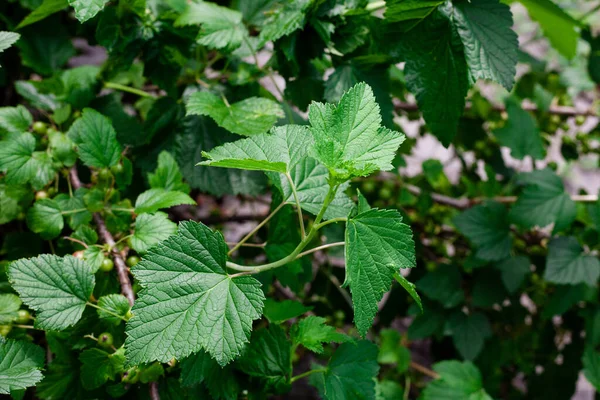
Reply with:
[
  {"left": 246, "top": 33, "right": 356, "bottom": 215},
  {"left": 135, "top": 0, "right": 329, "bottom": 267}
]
[
  {"left": 509, "top": 169, "right": 575, "bottom": 232},
  {"left": 308, "top": 82, "right": 405, "bottom": 180},
  {"left": 447, "top": 312, "right": 492, "bottom": 360},
  {"left": 454, "top": 201, "right": 512, "bottom": 261},
  {"left": 0, "top": 294, "right": 21, "bottom": 324},
  {"left": 186, "top": 91, "right": 284, "bottom": 136},
  {"left": 26, "top": 199, "right": 64, "bottom": 240},
  {"left": 449, "top": 0, "right": 517, "bottom": 90},
  {"left": 148, "top": 151, "right": 190, "bottom": 193},
  {"left": 0, "top": 106, "right": 31, "bottom": 135},
  {"left": 345, "top": 208, "right": 415, "bottom": 336},
  {"left": 17, "top": 19, "right": 74, "bottom": 76},
  {"left": 422, "top": 360, "right": 491, "bottom": 400},
  {"left": 291, "top": 316, "right": 350, "bottom": 354},
  {"left": 258, "top": 1, "right": 309, "bottom": 44},
  {"left": 0, "top": 133, "right": 56, "bottom": 189},
  {"left": 493, "top": 97, "right": 544, "bottom": 160},
  {"left": 496, "top": 256, "right": 530, "bottom": 294},
  {"left": 180, "top": 350, "right": 239, "bottom": 400},
  {"left": 385, "top": 0, "right": 444, "bottom": 25},
  {"left": 134, "top": 189, "right": 195, "bottom": 214},
  {"left": 130, "top": 212, "right": 178, "bottom": 254},
  {"left": 263, "top": 299, "right": 312, "bottom": 324},
  {"left": 544, "top": 236, "right": 600, "bottom": 286},
  {"left": 394, "top": 272, "right": 422, "bottom": 312},
  {"left": 67, "top": 108, "right": 122, "bottom": 168},
  {"left": 68, "top": 0, "right": 109, "bottom": 23},
  {"left": 583, "top": 348, "right": 600, "bottom": 391},
  {"left": 175, "top": 1, "right": 247, "bottom": 51},
  {"left": 54, "top": 190, "right": 92, "bottom": 230},
  {"left": 0, "top": 32, "right": 20, "bottom": 58},
  {"left": 125, "top": 221, "right": 265, "bottom": 367},
  {"left": 48, "top": 130, "right": 77, "bottom": 167},
  {"left": 17, "top": 0, "right": 68, "bottom": 29},
  {"left": 96, "top": 294, "right": 130, "bottom": 325},
  {"left": 0, "top": 338, "right": 45, "bottom": 395},
  {"left": 83, "top": 246, "right": 104, "bottom": 272},
  {"left": 417, "top": 265, "right": 464, "bottom": 308},
  {"left": 8, "top": 254, "right": 95, "bottom": 330},
  {"left": 79, "top": 348, "right": 125, "bottom": 390}
]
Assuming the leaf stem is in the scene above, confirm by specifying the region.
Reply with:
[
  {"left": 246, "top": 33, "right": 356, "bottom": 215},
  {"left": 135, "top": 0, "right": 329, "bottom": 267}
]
[
  {"left": 290, "top": 368, "right": 327, "bottom": 384},
  {"left": 295, "top": 242, "right": 344, "bottom": 259},
  {"left": 61, "top": 208, "right": 88, "bottom": 215},
  {"left": 63, "top": 236, "right": 89, "bottom": 249},
  {"left": 104, "top": 82, "right": 155, "bottom": 98},
  {"left": 86, "top": 302, "right": 129, "bottom": 322},
  {"left": 285, "top": 172, "right": 306, "bottom": 238},
  {"left": 13, "top": 324, "right": 39, "bottom": 330},
  {"left": 228, "top": 202, "right": 286, "bottom": 256}
]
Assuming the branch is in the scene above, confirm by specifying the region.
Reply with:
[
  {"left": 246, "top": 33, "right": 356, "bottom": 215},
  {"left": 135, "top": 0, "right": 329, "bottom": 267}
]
[
  {"left": 149, "top": 382, "right": 160, "bottom": 400},
  {"left": 410, "top": 361, "right": 439, "bottom": 379},
  {"left": 70, "top": 167, "right": 136, "bottom": 306}
]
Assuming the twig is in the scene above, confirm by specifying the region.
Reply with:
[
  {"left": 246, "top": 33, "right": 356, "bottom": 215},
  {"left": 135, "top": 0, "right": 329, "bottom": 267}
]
[
  {"left": 410, "top": 361, "right": 439, "bottom": 379},
  {"left": 395, "top": 101, "right": 597, "bottom": 117},
  {"left": 228, "top": 202, "right": 285, "bottom": 256},
  {"left": 149, "top": 382, "right": 160, "bottom": 400},
  {"left": 295, "top": 242, "right": 345, "bottom": 259},
  {"left": 70, "top": 167, "right": 136, "bottom": 306}
]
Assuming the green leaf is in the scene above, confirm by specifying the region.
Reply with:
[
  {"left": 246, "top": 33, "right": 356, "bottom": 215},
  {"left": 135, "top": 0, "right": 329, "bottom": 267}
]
[
  {"left": 454, "top": 201, "right": 512, "bottom": 261},
  {"left": 544, "top": 236, "right": 600, "bottom": 286},
  {"left": 384, "top": 0, "right": 444, "bottom": 26},
  {"left": 130, "top": 212, "right": 178, "bottom": 254},
  {"left": 495, "top": 256, "right": 530, "bottom": 294},
  {"left": 96, "top": 294, "right": 130, "bottom": 325},
  {"left": 16, "top": 20, "right": 75, "bottom": 76},
  {"left": 583, "top": 348, "right": 600, "bottom": 391},
  {"left": 68, "top": 0, "right": 109, "bottom": 23},
  {"left": 263, "top": 299, "right": 312, "bottom": 324},
  {"left": 180, "top": 350, "right": 239, "bottom": 400},
  {"left": 447, "top": 312, "right": 492, "bottom": 360},
  {"left": 48, "top": 130, "right": 77, "bottom": 167},
  {"left": 79, "top": 347, "right": 125, "bottom": 390},
  {"left": 509, "top": 169, "right": 575, "bottom": 232},
  {"left": 82, "top": 246, "right": 104, "bottom": 272},
  {"left": 148, "top": 151, "right": 190, "bottom": 193},
  {"left": 0, "top": 133, "right": 56, "bottom": 189},
  {"left": 0, "top": 32, "right": 20, "bottom": 56},
  {"left": 7, "top": 254, "right": 95, "bottom": 330},
  {"left": 493, "top": 97, "right": 544, "bottom": 160},
  {"left": 186, "top": 91, "right": 284, "bottom": 136},
  {"left": 345, "top": 208, "right": 415, "bottom": 336},
  {"left": 258, "top": 1, "right": 309, "bottom": 44},
  {"left": 308, "top": 82, "right": 405, "bottom": 180},
  {"left": 17, "top": 0, "right": 68, "bottom": 29},
  {"left": 316, "top": 340, "right": 379, "bottom": 400},
  {"left": 54, "top": 191, "right": 92, "bottom": 230},
  {"left": 0, "top": 338, "right": 45, "bottom": 395},
  {"left": 394, "top": 272, "right": 423, "bottom": 312},
  {"left": 0, "top": 106, "right": 32, "bottom": 135},
  {"left": 134, "top": 189, "right": 195, "bottom": 214},
  {"left": 0, "top": 294, "right": 21, "bottom": 324},
  {"left": 291, "top": 316, "right": 350, "bottom": 354},
  {"left": 401, "top": 9, "right": 469, "bottom": 146},
  {"left": 238, "top": 325, "right": 291, "bottom": 392},
  {"left": 67, "top": 108, "right": 122, "bottom": 168},
  {"left": 519, "top": 0, "right": 578, "bottom": 59},
  {"left": 377, "top": 329, "right": 411, "bottom": 372},
  {"left": 417, "top": 265, "right": 464, "bottom": 308},
  {"left": 125, "top": 221, "right": 265, "bottom": 367},
  {"left": 422, "top": 360, "right": 492, "bottom": 400},
  {"left": 175, "top": 1, "right": 247, "bottom": 51},
  {"left": 0, "top": 184, "right": 24, "bottom": 225},
  {"left": 26, "top": 199, "right": 64, "bottom": 240}
]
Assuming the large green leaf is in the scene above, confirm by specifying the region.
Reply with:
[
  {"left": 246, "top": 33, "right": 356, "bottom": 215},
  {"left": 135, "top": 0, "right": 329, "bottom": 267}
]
[
  {"left": 148, "top": 151, "right": 190, "bottom": 193},
  {"left": 180, "top": 351, "right": 239, "bottom": 399},
  {"left": 493, "top": 97, "right": 544, "bottom": 160},
  {"left": 67, "top": 108, "right": 122, "bottom": 168},
  {"left": 186, "top": 91, "right": 283, "bottom": 136},
  {"left": 258, "top": 1, "right": 309, "bottom": 44},
  {"left": 496, "top": 256, "right": 530, "bottom": 294},
  {"left": 79, "top": 348, "right": 125, "bottom": 390},
  {"left": 345, "top": 208, "right": 415, "bottom": 336},
  {"left": 8, "top": 254, "right": 95, "bottom": 330},
  {"left": 454, "top": 201, "right": 512, "bottom": 261},
  {"left": 0, "top": 106, "right": 32, "bottom": 135},
  {"left": 291, "top": 316, "right": 350, "bottom": 354},
  {"left": 17, "top": 0, "right": 68, "bottom": 29},
  {"left": 130, "top": 212, "right": 178, "bottom": 254},
  {"left": 308, "top": 82, "right": 405, "bottom": 181},
  {"left": 134, "top": 189, "right": 195, "bottom": 214},
  {"left": 0, "top": 338, "right": 45, "bottom": 395},
  {"left": 544, "top": 237, "right": 600, "bottom": 286},
  {"left": 583, "top": 348, "right": 600, "bottom": 391},
  {"left": 422, "top": 360, "right": 492, "bottom": 400},
  {"left": 450, "top": 0, "right": 518, "bottom": 90},
  {"left": 125, "top": 221, "right": 265, "bottom": 366},
  {"left": 263, "top": 299, "right": 312, "bottom": 324},
  {"left": 0, "top": 132, "right": 56, "bottom": 189},
  {"left": 68, "top": 0, "right": 109, "bottom": 23},
  {"left": 447, "top": 312, "right": 492, "bottom": 360}
]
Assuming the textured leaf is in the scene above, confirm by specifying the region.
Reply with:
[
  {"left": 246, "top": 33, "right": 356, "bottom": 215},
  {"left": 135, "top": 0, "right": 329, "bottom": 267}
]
[
  {"left": 384, "top": 0, "right": 444, "bottom": 25},
  {"left": 96, "top": 294, "right": 130, "bottom": 325},
  {"left": 454, "top": 201, "right": 511, "bottom": 261},
  {"left": 0, "top": 32, "right": 20, "bottom": 55},
  {"left": 309, "top": 83, "right": 404, "bottom": 181},
  {"left": 148, "top": 151, "right": 190, "bottom": 193},
  {"left": 79, "top": 348, "right": 125, "bottom": 390},
  {"left": 0, "top": 106, "right": 32, "bottom": 135},
  {"left": 17, "top": 0, "right": 68, "bottom": 29},
  {"left": 134, "top": 189, "right": 195, "bottom": 214},
  {"left": 26, "top": 199, "right": 64, "bottom": 240},
  {"left": 83, "top": 246, "right": 104, "bottom": 272},
  {"left": 394, "top": 273, "right": 423, "bottom": 312},
  {"left": 125, "top": 221, "right": 265, "bottom": 366},
  {"left": 401, "top": 9, "right": 469, "bottom": 146},
  {"left": 449, "top": 0, "right": 517, "bottom": 90},
  {"left": 345, "top": 208, "right": 416, "bottom": 336},
  {"left": 130, "top": 212, "right": 178, "bottom": 254},
  {"left": 54, "top": 191, "right": 92, "bottom": 230},
  {"left": 180, "top": 350, "right": 239, "bottom": 400},
  {"left": 583, "top": 348, "right": 600, "bottom": 391},
  {"left": 8, "top": 254, "right": 95, "bottom": 330},
  {"left": 493, "top": 97, "right": 544, "bottom": 160},
  {"left": 17, "top": 20, "right": 75, "bottom": 76},
  {"left": 0, "top": 294, "right": 21, "bottom": 324},
  {"left": 186, "top": 91, "right": 283, "bottom": 136},
  {"left": 258, "top": 1, "right": 309, "bottom": 44},
  {"left": 67, "top": 108, "right": 122, "bottom": 168},
  {"left": 447, "top": 312, "right": 492, "bottom": 360},
  {"left": 496, "top": 256, "right": 530, "bottom": 294},
  {"left": 263, "top": 299, "right": 312, "bottom": 324},
  {"left": 417, "top": 265, "right": 464, "bottom": 308},
  {"left": 68, "top": 0, "right": 109, "bottom": 23},
  {"left": 544, "top": 237, "right": 600, "bottom": 286},
  {"left": 0, "top": 133, "right": 56, "bottom": 189},
  {"left": 291, "top": 316, "right": 350, "bottom": 354},
  {"left": 509, "top": 169, "right": 575, "bottom": 232},
  {"left": 422, "top": 360, "right": 491, "bottom": 400},
  {"left": 0, "top": 338, "right": 45, "bottom": 395}
]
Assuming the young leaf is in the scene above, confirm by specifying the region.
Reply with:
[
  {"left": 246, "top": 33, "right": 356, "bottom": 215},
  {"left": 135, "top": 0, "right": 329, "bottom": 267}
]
[
  {"left": 493, "top": 97, "right": 544, "bottom": 160},
  {"left": 134, "top": 188, "right": 195, "bottom": 214},
  {"left": 447, "top": 312, "right": 492, "bottom": 360},
  {"left": 68, "top": 0, "right": 109, "bottom": 23},
  {"left": 258, "top": 1, "right": 309, "bottom": 44},
  {"left": 130, "top": 212, "right": 178, "bottom": 254},
  {"left": 8, "top": 254, "right": 95, "bottom": 330},
  {"left": 509, "top": 169, "right": 575, "bottom": 232},
  {"left": 125, "top": 221, "right": 265, "bottom": 367},
  {"left": 394, "top": 273, "right": 423, "bottom": 312},
  {"left": 83, "top": 246, "right": 104, "bottom": 272},
  {"left": 0, "top": 32, "right": 20, "bottom": 57},
  {"left": 26, "top": 199, "right": 64, "bottom": 240},
  {"left": 16, "top": 0, "right": 68, "bottom": 29},
  {"left": 263, "top": 299, "right": 313, "bottom": 324},
  {"left": 186, "top": 91, "right": 284, "bottom": 136},
  {"left": 67, "top": 108, "right": 122, "bottom": 168},
  {"left": 0, "top": 105, "right": 32, "bottom": 134},
  {"left": 0, "top": 294, "right": 21, "bottom": 324},
  {"left": 544, "top": 237, "right": 600, "bottom": 286},
  {"left": 148, "top": 151, "right": 190, "bottom": 193},
  {"left": 385, "top": 0, "right": 444, "bottom": 25},
  {"left": 291, "top": 316, "right": 350, "bottom": 354},
  {"left": 454, "top": 201, "right": 512, "bottom": 261},
  {"left": 450, "top": 0, "right": 518, "bottom": 90},
  {"left": 422, "top": 360, "right": 492, "bottom": 400},
  {"left": 55, "top": 191, "right": 92, "bottom": 230},
  {"left": 96, "top": 294, "right": 130, "bottom": 325},
  {"left": 345, "top": 208, "right": 415, "bottom": 336},
  {"left": 79, "top": 348, "right": 125, "bottom": 390},
  {"left": 0, "top": 338, "right": 45, "bottom": 395},
  {"left": 308, "top": 82, "right": 405, "bottom": 180},
  {"left": 180, "top": 350, "right": 239, "bottom": 399},
  {"left": 0, "top": 133, "right": 56, "bottom": 189}
]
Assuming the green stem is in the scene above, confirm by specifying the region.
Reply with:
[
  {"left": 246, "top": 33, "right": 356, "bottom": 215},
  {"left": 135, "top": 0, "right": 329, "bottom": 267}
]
[
  {"left": 86, "top": 302, "right": 129, "bottom": 322},
  {"left": 295, "top": 242, "right": 344, "bottom": 259},
  {"left": 314, "top": 217, "right": 347, "bottom": 230},
  {"left": 290, "top": 368, "right": 327, "bottom": 384},
  {"left": 365, "top": 0, "right": 386, "bottom": 12},
  {"left": 104, "top": 82, "right": 155, "bottom": 98},
  {"left": 61, "top": 208, "right": 88, "bottom": 215},
  {"left": 285, "top": 172, "right": 306, "bottom": 238},
  {"left": 228, "top": 202, "right": 285, "bottom": 256},
  {"left": 13, "top": 324, "right": 39, "bottom": 330},
  {"left": 110, "top": 207, "right": 135, "bottom": 213}
]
